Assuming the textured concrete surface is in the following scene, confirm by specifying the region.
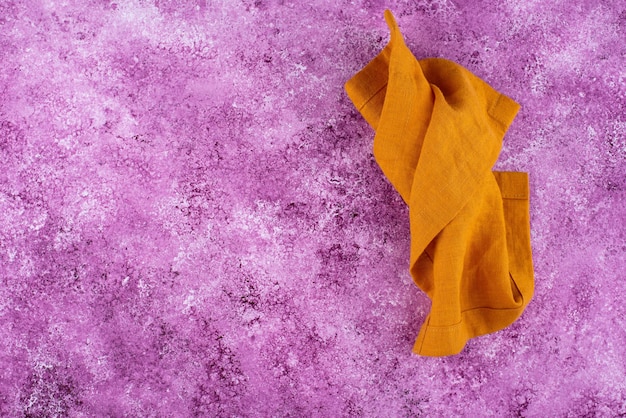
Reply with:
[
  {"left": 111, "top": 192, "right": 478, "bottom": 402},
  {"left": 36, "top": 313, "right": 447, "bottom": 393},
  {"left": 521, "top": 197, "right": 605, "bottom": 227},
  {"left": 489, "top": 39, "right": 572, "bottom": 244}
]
[{"left": 0, "top": 0, "right": 625, "bottom": 416}]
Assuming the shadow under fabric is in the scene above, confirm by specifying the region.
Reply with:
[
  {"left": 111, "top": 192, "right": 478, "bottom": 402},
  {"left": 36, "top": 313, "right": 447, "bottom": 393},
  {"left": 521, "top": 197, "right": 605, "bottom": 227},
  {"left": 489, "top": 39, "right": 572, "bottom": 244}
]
[{"left": 345, "top": 10, "right": 534, "bottom": 356}]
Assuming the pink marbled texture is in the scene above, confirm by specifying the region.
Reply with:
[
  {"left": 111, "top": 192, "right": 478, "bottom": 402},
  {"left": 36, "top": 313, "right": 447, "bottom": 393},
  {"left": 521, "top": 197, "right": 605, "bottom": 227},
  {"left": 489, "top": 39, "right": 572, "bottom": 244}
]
[{"left": 0, "top": 0, "right": 624, "bottom": 416}]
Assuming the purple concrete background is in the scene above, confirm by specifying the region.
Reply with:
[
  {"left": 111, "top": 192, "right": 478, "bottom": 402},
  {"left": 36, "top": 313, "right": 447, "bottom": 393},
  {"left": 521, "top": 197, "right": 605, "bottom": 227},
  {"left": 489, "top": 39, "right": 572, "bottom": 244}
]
[{"left": 0, "top": 0, "right": 624, "bottom": 416}]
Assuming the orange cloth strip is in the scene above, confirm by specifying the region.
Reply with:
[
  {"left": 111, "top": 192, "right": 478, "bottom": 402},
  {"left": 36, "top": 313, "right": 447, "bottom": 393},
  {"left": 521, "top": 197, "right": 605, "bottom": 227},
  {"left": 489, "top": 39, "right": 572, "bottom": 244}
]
[{"left": 345, "top": 10, "right": 534, "bottom": 356}]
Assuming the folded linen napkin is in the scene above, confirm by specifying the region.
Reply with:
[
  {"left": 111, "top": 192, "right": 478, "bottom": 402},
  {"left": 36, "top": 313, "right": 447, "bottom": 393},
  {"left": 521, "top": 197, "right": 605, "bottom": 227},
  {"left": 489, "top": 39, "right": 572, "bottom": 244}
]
[{"left": 345, "top": 10, "right": 534, "bottom": 356}]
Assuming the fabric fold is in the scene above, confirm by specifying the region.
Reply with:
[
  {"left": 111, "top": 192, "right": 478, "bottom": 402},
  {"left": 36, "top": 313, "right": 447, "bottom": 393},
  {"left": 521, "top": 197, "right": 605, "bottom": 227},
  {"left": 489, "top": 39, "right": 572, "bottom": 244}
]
[{"left": 345, "top": 10, "right": 534, "bottom": 356}]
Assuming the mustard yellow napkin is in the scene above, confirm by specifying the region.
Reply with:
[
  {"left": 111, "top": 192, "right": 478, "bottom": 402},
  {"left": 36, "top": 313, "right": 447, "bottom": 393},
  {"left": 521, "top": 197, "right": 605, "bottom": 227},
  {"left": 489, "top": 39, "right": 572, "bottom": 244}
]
[{"left": 345, "top": 10, "right": 534, "bottom": 356}]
